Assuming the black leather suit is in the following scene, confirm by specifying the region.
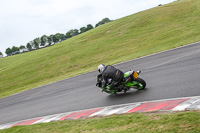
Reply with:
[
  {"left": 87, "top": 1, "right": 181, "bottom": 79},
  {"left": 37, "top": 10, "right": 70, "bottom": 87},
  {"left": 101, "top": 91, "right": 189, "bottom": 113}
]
[{"left": 97, "top": 65, "right": 124, "bottom": 90}]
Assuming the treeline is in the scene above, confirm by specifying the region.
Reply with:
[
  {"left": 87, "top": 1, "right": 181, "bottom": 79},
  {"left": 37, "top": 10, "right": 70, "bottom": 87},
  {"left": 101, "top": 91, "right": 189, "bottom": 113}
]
[{"left": 2, "top": 18, "right": 112, "bottom": 57}]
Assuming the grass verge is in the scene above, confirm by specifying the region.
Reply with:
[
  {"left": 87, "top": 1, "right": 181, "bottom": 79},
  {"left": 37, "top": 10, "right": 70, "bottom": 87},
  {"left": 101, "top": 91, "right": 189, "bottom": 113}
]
[{"left": 0, "top": 111, "right": 200, "bottom": 133}]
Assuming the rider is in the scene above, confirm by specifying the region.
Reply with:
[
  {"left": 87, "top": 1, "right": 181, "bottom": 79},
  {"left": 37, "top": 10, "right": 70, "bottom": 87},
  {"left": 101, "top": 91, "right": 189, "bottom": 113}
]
[{"left": 97, "top": 64, "right": 124, "bottom": 90}]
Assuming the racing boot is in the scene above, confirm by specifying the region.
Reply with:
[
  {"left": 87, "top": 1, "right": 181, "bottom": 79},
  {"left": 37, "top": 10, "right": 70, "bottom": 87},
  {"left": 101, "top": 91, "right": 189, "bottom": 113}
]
[{"left": 124, "top": 87, "right": 129, "bottom": 93}]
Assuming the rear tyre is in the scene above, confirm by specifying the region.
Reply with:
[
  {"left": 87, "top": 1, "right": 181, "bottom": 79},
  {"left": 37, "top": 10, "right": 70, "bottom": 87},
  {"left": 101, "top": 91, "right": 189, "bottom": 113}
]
[{"left": 135, "top": 77, "right": 146, "bottom": 90}]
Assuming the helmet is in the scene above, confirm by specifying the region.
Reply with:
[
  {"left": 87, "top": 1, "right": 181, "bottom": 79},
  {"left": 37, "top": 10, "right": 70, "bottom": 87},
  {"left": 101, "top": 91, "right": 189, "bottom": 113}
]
[{"left": 98, "top": 64, "right": 105, "bottom": 73}]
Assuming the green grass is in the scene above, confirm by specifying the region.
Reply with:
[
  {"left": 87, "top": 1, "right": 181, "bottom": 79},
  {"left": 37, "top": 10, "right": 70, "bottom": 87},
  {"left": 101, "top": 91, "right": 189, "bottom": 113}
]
[
  {"left": 1, "top": 111, "right": 200, "bottom": 133},
  {"left": 1, "top": 0, "right": 200, "bottom": 98}
]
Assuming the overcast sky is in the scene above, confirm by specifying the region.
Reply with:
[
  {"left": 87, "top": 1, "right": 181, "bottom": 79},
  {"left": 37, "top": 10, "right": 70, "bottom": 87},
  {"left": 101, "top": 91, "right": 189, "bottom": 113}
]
[{"left": 0, "top": 0, "right": 175, "bottom": 55}]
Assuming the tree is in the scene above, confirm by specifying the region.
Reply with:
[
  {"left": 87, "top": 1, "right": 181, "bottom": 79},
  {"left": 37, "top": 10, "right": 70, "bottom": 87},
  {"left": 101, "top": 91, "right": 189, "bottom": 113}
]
[
  {"left": 52, "top": 33, "right": 62, "bottom": 44},
  {"left": 41, "top": 35, "right": 48, "bottom": 47},
  {"left": 19, "top": 45, "right": 25, "bottom": 49},
  {"left": 60, "top": 34, "right": 66, "bottom": 41},
  {"left": 29, "top": 41, "right": 34, "bottom": 50},
  {"left": 72, "top": 29, "right": 79, "bottom": 36},
  {"left": 86, "top": 24, "right": 94, "bottom": 31},
  {"left": 80, "top": 27, "right": 87, "bottom": 33},
  {"left": 12, "top": 46, "right": 20, "bottom": 55},
  {"left": 26, "top": 43, "right": 32, "bottom": 51},
  {"left": 66, "top": 29, "right": 79, "bottom": 38},
  {"left": 66, "top": 31, "right": 72, "bottom": 38},
  {"left": 33, "top": 38, "right": 40, "bottom": 49},
  {"left": 5, "top": 48, "right": 12, "bottom": 56},
  {"left": 0, "top": 51, "right": 3, "bottom": 57},
  {"left": 95, "top": 18, "right": 112, "bottom": 27},
  {"left": 19, "top": 45, "right": 26, "bottom": 53},
  {"left": 47, "top": 35, "right": 53, "bottom": 45}
]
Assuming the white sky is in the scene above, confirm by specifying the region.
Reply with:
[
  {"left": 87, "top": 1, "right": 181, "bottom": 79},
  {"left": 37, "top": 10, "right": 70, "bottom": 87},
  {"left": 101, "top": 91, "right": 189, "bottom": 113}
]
[{"left": 0, "top": 0, "right": 175, "bottom": 55}]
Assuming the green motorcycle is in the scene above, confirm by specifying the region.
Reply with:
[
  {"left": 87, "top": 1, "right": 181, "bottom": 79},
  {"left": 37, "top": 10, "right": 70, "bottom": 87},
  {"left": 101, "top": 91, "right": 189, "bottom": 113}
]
[{"left": 97, "top": 70, "right": 146, "bottom": 94}]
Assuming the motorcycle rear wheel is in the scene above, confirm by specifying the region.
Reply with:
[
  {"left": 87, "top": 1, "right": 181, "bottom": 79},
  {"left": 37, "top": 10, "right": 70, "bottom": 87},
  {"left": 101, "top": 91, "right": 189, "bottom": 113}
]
[{"left": 135, "top": 77, "right": 146, "bottom": 90}]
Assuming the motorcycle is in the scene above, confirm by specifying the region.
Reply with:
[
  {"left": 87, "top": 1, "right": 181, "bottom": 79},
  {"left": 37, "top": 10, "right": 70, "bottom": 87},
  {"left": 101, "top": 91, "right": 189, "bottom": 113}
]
[{"left": 96, "top": 70, "right": 146, "bottom": 94}]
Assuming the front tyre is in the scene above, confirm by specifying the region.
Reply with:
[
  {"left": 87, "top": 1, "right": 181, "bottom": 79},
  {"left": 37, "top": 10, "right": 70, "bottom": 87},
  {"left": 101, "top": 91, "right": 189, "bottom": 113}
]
[{"left": 135, "top": 77, "right": 146, "bottom": 90}]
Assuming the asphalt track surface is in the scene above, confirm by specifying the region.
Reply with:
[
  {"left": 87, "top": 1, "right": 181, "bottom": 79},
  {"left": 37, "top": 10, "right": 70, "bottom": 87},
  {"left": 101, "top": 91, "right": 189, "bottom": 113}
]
[{"left": 0, "top": 42, "right": 200, "bottom": 124}]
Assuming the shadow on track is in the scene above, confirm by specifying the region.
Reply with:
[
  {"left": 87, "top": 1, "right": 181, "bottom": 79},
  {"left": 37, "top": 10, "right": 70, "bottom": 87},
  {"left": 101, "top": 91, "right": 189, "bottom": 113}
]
[{"left": 106, "top": 88, "right": 149, "bottom": 100}]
